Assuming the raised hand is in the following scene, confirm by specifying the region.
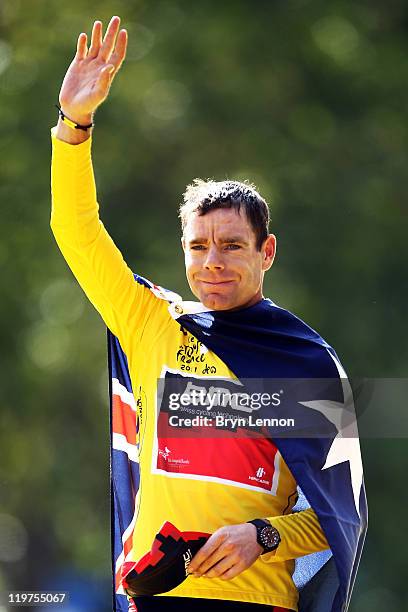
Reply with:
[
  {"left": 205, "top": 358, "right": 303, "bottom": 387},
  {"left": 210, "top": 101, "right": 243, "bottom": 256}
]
[{"left": 58, "top": 16, "right": 127, "bottom": 126}]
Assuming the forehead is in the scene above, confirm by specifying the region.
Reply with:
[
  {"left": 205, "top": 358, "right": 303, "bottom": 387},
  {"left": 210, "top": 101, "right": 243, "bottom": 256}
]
[{"left": 183, "top": 207, "right": 255, "bottom": 241}]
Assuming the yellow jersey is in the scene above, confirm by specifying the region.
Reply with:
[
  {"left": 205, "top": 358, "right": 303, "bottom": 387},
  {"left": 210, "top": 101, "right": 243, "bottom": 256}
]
[{"left": 50, "top": 128, "right": 329, "bottom": 609}]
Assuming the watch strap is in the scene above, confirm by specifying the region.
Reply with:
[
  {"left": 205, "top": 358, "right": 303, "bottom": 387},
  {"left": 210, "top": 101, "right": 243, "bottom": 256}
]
[{"left": 247, "top": 518, "right": 280, "bottom": 554}]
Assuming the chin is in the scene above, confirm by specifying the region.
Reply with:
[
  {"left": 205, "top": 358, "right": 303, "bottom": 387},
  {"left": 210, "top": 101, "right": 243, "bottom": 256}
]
[{"left": 200, "top": 293, "right": 239, "bottom": 311}]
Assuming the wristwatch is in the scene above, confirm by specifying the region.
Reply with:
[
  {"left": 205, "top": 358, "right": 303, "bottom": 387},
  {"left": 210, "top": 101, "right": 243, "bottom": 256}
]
[{"left": 247, "top": 518, "right": 281, "bottom": 554}]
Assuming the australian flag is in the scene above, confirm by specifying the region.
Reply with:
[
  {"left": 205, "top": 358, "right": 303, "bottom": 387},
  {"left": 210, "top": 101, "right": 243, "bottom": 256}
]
[{"left": 108, "top": 275, "right": 368, "bottom": 612}]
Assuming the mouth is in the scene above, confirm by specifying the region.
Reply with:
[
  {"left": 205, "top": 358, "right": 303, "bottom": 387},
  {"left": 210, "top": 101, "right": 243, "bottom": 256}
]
[{"left": 197, "top": 280, "right": 235, "bottom": 286}]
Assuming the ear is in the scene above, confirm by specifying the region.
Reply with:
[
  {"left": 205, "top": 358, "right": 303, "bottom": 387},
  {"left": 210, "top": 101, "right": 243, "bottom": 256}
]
[
  {"left": 181, "top": 235, "right": 186, "bottom": 252},
  {"left": 262, "top": 234, "right": 276, "bottom": 271}
]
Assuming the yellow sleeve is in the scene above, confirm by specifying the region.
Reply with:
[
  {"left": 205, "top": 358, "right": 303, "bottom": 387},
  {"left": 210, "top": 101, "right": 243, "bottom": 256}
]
[
  {"left": 261, "top": 508, "right": 330, "bottom": 563},
  {"left": 50, "top": 127, "right": 168, "bottom": 354}
]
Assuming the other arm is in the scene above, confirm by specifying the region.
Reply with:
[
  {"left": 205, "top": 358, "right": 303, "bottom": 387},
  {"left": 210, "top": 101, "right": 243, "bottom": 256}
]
[{"left": 189, "top": 507, "right": 329, "bottom": 580}]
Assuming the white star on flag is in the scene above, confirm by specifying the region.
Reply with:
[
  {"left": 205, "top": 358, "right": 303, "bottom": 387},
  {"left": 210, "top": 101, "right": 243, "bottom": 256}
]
[{"left": 299, "top": 352, "right": 363, "bottom": 517}]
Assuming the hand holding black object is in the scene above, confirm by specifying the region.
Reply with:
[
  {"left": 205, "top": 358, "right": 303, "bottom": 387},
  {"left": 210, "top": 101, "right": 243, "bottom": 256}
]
[
  {"left": 188, "top": 522, "right": 265, "bottom": 580},
  {"left": 122, "top": 522, "right": 210, "bottom": 597}
]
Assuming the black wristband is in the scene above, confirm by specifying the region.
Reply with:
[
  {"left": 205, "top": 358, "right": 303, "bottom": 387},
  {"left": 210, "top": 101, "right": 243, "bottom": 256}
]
[{"left": 55, "top": 104, "right": 94, "bottom": 131}]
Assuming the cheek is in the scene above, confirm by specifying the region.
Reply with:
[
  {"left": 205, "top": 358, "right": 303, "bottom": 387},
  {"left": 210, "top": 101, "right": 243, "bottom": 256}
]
[
  {"left": 184, "top": 249, "right": 193, "bottom": 267},
  {"left": 241, "top": 258, "right": 262, "bottom": 284},
  {"left": 184, "top": 254, "right": 198, "bottom": 280}
]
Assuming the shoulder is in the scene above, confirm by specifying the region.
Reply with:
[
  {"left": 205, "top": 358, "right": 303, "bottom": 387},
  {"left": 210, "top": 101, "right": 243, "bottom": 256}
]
[{"left": 261, "top": 298, "right": 344, "bottom": 378}]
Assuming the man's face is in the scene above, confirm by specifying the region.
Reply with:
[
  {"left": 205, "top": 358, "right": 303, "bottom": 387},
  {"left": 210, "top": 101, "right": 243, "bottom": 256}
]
[{"left": 182, "top": 207, "right": 276, "bottom": 311}]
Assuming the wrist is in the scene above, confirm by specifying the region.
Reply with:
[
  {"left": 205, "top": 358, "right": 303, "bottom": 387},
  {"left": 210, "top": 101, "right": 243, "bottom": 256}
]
[
  {"left": 58, "top": 105, "right": 94, "bottom": 126},
  {"left": 64, "top": 111, "right": 94, "bottom": 126},
  {"left": 247, "top": 519, "right": 281, "bottom": 555},
  {"left": 55, "top": 117, "right": 91, "bottom": 145},
  {"left": 54, "top": 104, "right": 94, "bottom": 145}
]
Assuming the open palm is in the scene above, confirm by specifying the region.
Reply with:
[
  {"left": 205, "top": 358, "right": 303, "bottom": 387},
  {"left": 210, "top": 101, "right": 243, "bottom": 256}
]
[{"left": 59, "top": 16, "right": 127, "bottom": 123}]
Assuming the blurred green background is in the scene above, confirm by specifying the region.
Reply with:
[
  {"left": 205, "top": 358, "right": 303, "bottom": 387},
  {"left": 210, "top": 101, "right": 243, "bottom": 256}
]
[{"left": 0, "top": 0, "right": 407, "bottom": 610}]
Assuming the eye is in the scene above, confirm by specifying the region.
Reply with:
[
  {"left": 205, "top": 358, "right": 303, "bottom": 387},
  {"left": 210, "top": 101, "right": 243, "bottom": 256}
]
[
  {"left": 191, "top": 244, "right": 206, "bottom": 251},
  {"left": 225, "top": 244, "right": 241, "bottom": 250}
]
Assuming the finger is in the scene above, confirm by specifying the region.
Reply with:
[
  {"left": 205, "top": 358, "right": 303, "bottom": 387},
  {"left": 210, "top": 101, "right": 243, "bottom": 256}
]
[
  {"left": 75, "top": 33, "right": 88, "bottom": 60},
  {"left": 88, "top": 20, "right": 102, "bottom": 58},
  {"left": 205, "top": 556, "right": 236, "bottom": 579},
  {"left": 219, "top": 564, "right": 243, "bottom": 580},
  {"left": 189, "top": 532, "right": 227, "bottom": 573},
  {"left": 110, "top": 29, "right": 128, "bottom": 72},
  {"left": 193, "top": 548, "right": 229, "bottom": 576},
  {"left": 100, "top": 15, "right": 121, "bottom": 62}
]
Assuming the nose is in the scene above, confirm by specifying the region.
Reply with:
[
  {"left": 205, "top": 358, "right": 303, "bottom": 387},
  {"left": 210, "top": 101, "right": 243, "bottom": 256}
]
[{"left": 204, "top": 245, "right": 224, "bottom": 271}]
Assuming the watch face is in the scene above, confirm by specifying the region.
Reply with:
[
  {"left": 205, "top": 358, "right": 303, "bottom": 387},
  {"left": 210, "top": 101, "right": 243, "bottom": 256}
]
[{"left": 260, "top": 525, "right": 280, "bottom": 550}]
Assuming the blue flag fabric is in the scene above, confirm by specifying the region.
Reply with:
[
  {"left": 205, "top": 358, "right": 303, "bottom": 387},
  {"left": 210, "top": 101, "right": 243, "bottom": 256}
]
[{"left": 108, "top": 275, "right": 367, "bottom": 612}]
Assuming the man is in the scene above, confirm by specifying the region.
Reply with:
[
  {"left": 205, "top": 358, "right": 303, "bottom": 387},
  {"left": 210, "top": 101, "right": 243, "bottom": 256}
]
[{"left": 50, "top": 16, "right": 366, "bottom": 612}]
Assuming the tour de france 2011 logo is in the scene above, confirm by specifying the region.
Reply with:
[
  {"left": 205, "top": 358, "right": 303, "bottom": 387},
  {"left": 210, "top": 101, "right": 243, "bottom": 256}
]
[{"left": 175, "top": 335, "right": 217, "bottom": 375}]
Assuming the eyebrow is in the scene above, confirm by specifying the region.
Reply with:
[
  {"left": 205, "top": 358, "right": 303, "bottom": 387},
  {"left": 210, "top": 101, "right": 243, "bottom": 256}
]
[{"left": 188, "top": 236, "right": 250, "bottom": 246}]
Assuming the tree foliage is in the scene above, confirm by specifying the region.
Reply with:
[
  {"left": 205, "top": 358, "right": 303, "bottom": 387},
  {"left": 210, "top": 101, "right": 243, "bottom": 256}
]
[{"left": 0, "top": 1, "right": 407, "bottom": 609}]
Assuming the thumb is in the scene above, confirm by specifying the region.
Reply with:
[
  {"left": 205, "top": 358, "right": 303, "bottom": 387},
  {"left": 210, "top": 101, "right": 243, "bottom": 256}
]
[
  {"left": 106, "top": 64, "right": 115, "bottom": 75},
  {"left": 100, "top": 64, "right": 115, "bottom": 84}
]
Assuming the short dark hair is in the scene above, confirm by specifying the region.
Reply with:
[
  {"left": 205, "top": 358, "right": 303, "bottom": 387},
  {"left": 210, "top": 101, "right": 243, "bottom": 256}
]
[{"left": 179, "top": 179, "right": 270, "bottom": 250}]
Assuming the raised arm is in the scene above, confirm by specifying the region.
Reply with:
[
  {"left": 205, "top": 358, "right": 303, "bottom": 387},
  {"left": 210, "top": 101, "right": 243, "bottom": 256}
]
[{"left": 51, "top": 17, "right": 167, "bottom": 352}]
